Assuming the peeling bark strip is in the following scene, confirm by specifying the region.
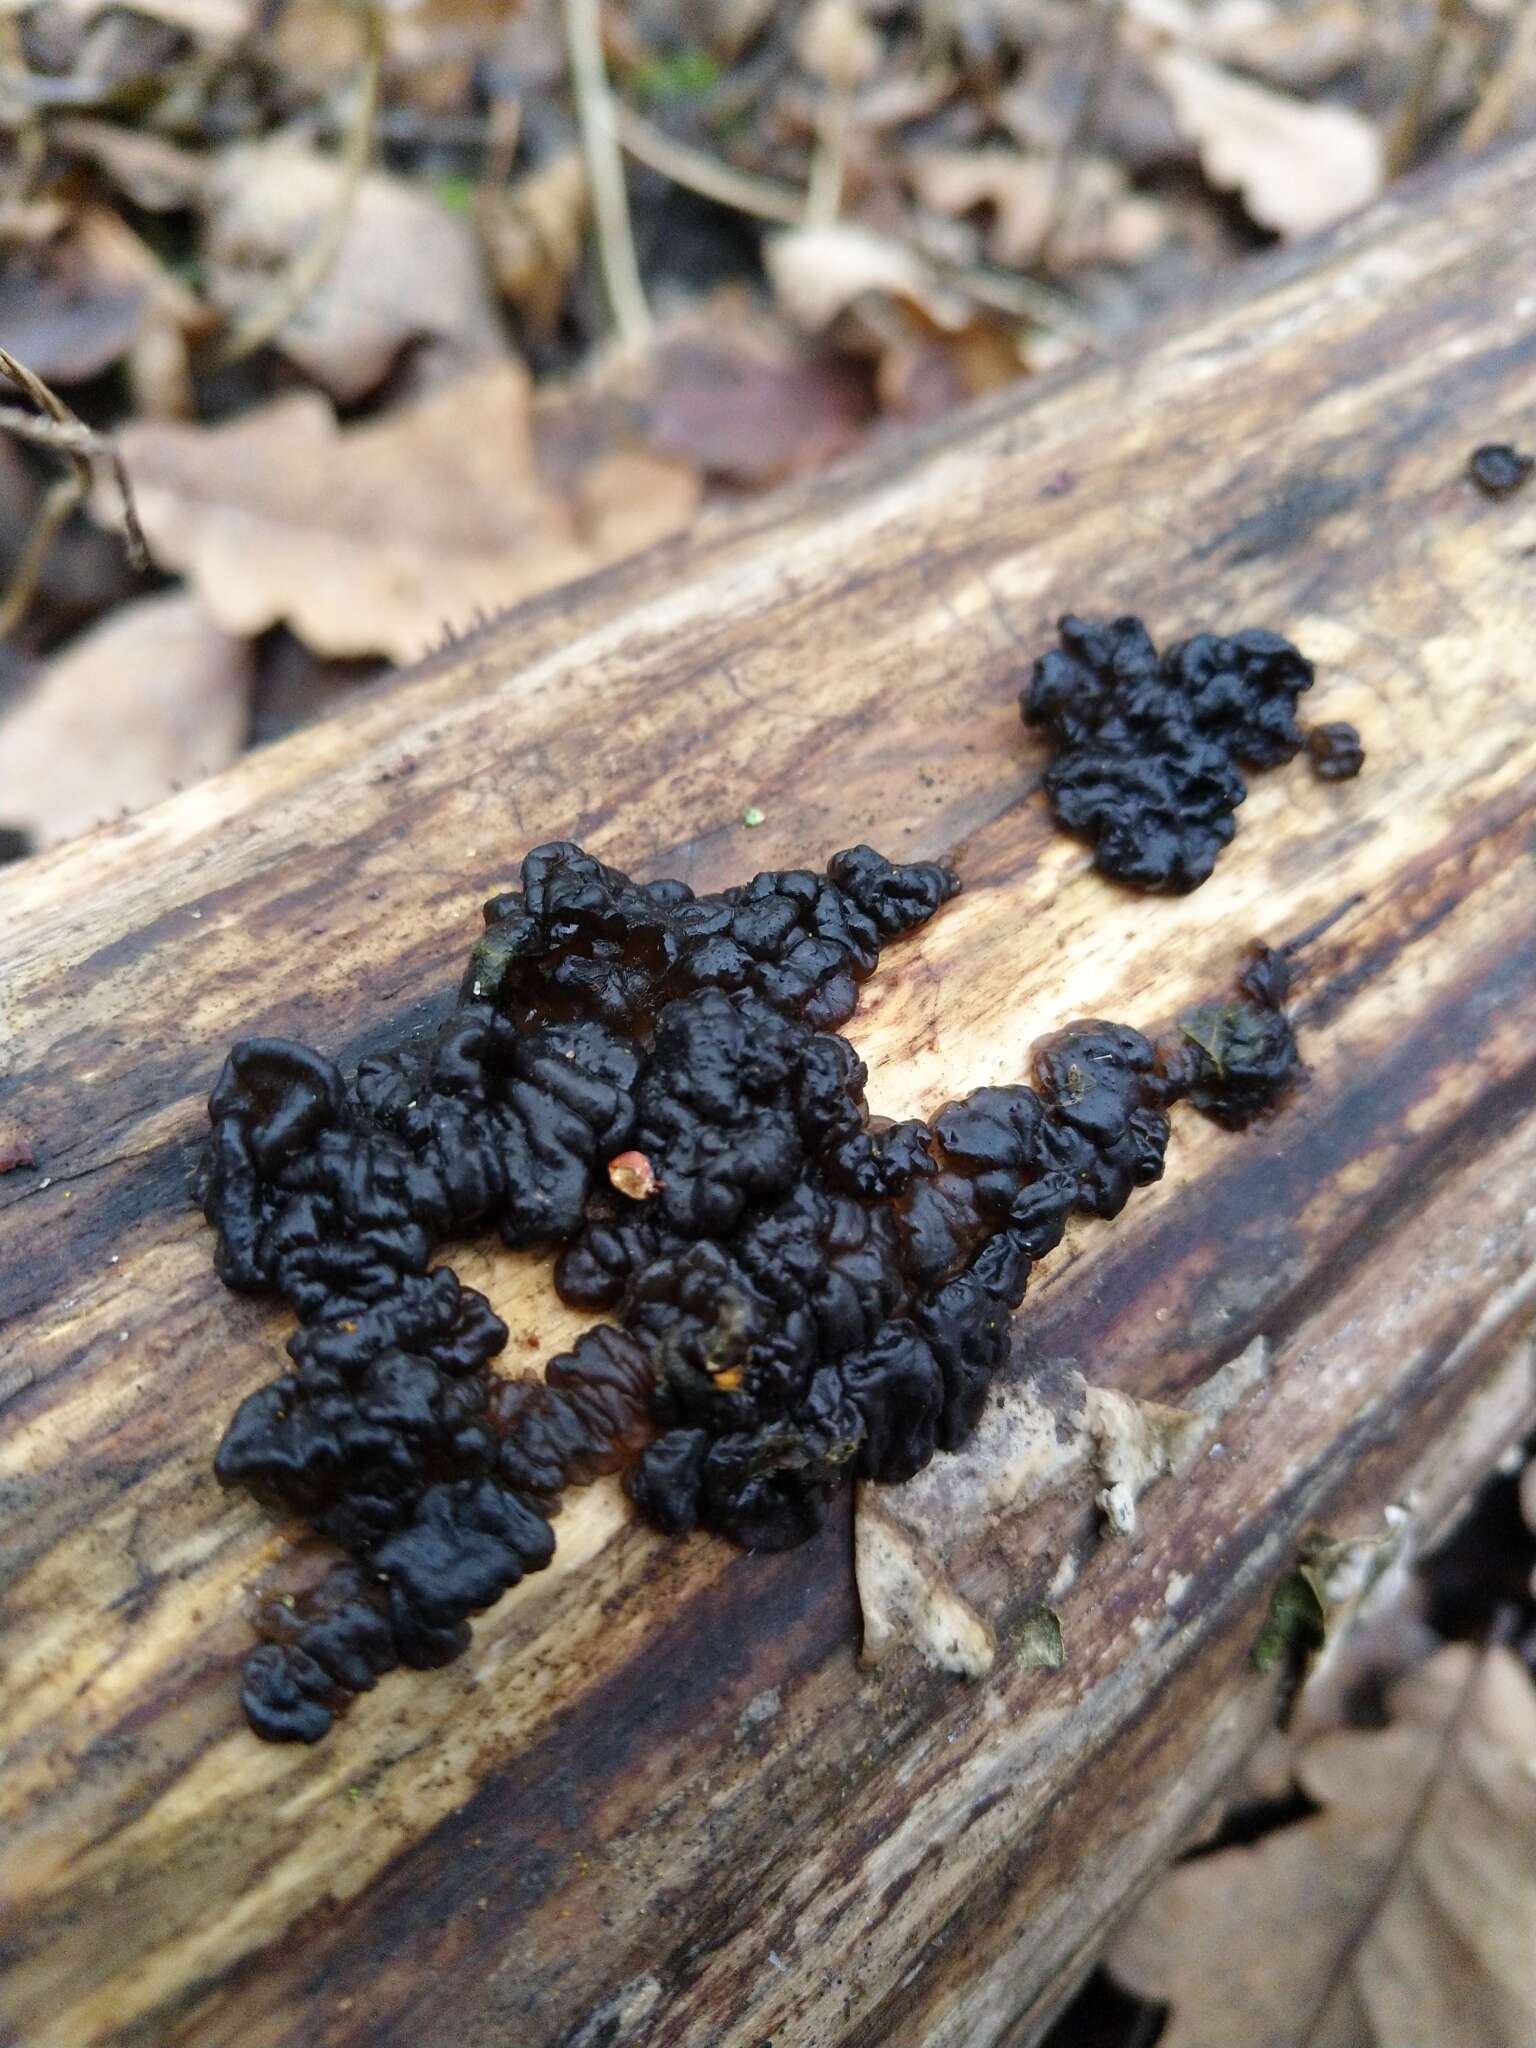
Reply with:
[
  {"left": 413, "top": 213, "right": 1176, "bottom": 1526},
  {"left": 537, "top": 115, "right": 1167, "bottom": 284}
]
[{"left": 4, "top": 141, "right": 1536, "bottom": 2048}]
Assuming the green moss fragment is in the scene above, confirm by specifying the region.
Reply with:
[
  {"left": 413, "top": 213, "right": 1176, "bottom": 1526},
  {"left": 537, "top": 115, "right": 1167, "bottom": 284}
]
[
  {"left": 630, "top": 47, "right": 720, "bottom": 101},
  {"left": 1253, "top": 1566, "right": 1328, "bottom": 1673},
  {"left": 1013, "top": 1606, "right": 1065, "bottom": 1670}
]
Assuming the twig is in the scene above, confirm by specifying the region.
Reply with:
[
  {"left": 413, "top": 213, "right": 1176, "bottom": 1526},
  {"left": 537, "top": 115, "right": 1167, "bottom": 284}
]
[
  {"left": 0, "top": 14, "right": 46, "bottom": 199},
  {"left": 938, "top": 262, "right": 1105, "bottom": 351},
  {"left": 0, "top": 474, "right": 79, "bottom": 642},
  {"left": 619, "top": 105, "right": 1099, "bottom": 350},
  {"left": 1041, "top": 0, "right": 1122, "bottom": 268},
  {"left": 211, "top": 3, "right": 384, "bottom": 366},
  {"left": 617, "top": 106, "right": 806, "bottom": 226},
  {"left": 480, "top": 94, "right": 524, "bottom": 198},
  {"left": 0, "top": 351, "right": 147, "bottom": 638},
  {"left": 563, "top": 0, "right": 651, "bottom": 344},
  {"left": 1385, "top": 0, "right": 1463, "bottom": 177},
  {"left": 1461, "top": 0, "right": 1536, "bottom": 152},
  {"left": 806, "top": 85, "right": 853, "bottom": 225}
]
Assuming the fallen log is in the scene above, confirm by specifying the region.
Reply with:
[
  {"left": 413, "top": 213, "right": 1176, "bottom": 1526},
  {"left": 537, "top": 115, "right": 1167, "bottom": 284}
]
[{"left": 4, "top": 136, "right": 1536, "bottom": 2048}]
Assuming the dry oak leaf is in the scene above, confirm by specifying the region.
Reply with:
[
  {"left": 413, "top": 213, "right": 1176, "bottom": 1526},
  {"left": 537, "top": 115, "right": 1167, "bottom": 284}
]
[
  {"left": 110, "top": 363, "right": 701, "bottom": 663},
  {"left": 203, "top": 136, "right": 508, "bottom": 404},
  {"left": 476, "top": 150, "right": 589, "bottom": 337},
  {"left": 1145, "top": 44, "right": 1383, "bottom": 239},
  {"left": 0, "top": 590, "right": 250, "bottom": 848},
  {"left": 49, "top": 0, "right": 256, "bottom": 39},
  {"left": 765, "top": 224, "right": 971, "bottom": 333},
  {"left": 911, "top": 147, "right": 1167, "bottom": 271},
  {"left": 0, "top": 206, "right": 205, "bottom": 388},
  {"left": 644, "top": 302, "right": 872, "bottom": 487},
  {"left": 1111, "top": 1643, "right": 1536, "bottom": 2048},
  {"left": 1126, "top": 0, "right": 1370, "bottom": 94}
]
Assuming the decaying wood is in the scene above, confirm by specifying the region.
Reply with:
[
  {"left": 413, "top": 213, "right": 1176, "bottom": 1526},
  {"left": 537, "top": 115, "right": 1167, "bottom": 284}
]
[{"left": 4, "top": 139, "right": 1536, "bottom": 2048}]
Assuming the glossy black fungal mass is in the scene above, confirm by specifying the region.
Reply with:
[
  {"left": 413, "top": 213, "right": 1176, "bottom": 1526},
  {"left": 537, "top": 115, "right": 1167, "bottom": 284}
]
[
  {"left": 201, "top": 839, "right": 1299, "bottom": 1741},
  {"left": 1469, "top": 443, "right": 1534, "bottom": 497},
  {"left": 1022, "top": 614, "right": 1320, "bottom": 891},
  {"left": 1306, "top": 721, "right": 1365, "bottom": 782}
]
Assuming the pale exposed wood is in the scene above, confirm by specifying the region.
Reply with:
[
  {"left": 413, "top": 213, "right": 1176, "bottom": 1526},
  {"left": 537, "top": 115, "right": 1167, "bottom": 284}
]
[{"left": 4, "top": 141, "right": 1536, "bottom": 2048}]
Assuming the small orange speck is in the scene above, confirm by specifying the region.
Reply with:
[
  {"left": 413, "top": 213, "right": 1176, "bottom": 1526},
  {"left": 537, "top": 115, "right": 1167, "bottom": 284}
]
[
  {"left": 713, "top": 1367, "right": 744, "bottom": 1391},
  {"left": 607, "top": 1150, "right": 659, "bottom": 1201}
]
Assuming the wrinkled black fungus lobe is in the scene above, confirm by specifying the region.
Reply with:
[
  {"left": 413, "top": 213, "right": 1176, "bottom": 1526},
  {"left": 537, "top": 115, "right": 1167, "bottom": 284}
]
[
  {"left": 202, "top": 838, "right": 1299, "bottom": 1741},
  {"left": 1022, "top": 614, "right": 1329, "bottom": 890},
  {"left": 1305, "top": 722, "right": 1364, "bottom": 783},
  {"left": 1469, "top": 444, "right": 1534, "bottom": 498}
]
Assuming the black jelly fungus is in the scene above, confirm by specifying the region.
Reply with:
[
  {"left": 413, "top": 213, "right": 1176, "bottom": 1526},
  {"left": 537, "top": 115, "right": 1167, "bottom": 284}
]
[
  {"left": 201, "top": 839, "right": 1301, "bottom": 1740},
  {"left": 1305, "top": 722, "right": 1364, "bottom": 782},
  {"left": 1022, "top": 614, "right": 1324, "bottom": 891},
  {"left": 1469, "top": 444, "right": 1534, "bottom": 498}
]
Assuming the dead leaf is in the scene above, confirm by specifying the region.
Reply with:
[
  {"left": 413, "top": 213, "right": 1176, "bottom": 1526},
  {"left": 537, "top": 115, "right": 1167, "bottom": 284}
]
[
  {"left": 1126, "top": 0, "right": 1370, "bottom": 93},
  {"left": 765, "top": 223, "right": 971, "bottom": 333},
  {"left": 912, "top": 146, "right": 1167, "bottom": 271},
  {"left": 477, "top": 150, "right": 589, "bottom": 336},
  {"left": 0, "top": 216, "right": 145, "bottom": 385},
  {"left": 108, "top": 362, "right": 701, "bottom": 663},
  {"left": 1144, "top": 43, "right": 1383, "bottom": 238},
  {"left": 0, "top": 205, "right": 211, "bottom": 392},
  {"left": 1112, "top": 1643, "right": 1536, "bottom": 2048},
  {"left": 1199, "top": 0, "right": 1371, "bottom": 93},
  {"left": 50, "top": 117, "right": 211, "bottom": 210},
  {"left": 997, "top": 41, "right": 1191, "bottom": 170},
  {"left": 0, "top": 590, "right": 250, "bottom": 847},
  {"left": 645, "top": 317, "right": 871, "bottom": 486},
  {"left": 203, "top": 135, "right": 509, "bottom": 403},
  {"left": 50, "top": 0, "right": 255, "bottom": 37}
]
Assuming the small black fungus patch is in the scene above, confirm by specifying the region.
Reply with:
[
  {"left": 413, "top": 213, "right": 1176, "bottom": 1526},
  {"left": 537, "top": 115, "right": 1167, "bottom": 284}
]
[
  {"left": 201, "top": 840, "right": 1299, "bottom": 1740},
  {"left": 1022, "top": 614, "right": 1347, "bottom": 891},
  {"left": 1469, "top": 444, "right": 1534, "bottom": 498},
  {"left": 1305, "top": 721, "right": 1365, "bottom": 782}
]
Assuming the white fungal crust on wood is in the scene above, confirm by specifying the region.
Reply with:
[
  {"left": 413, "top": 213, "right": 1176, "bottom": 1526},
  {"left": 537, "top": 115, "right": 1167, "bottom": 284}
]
[{"left": 855, "top": 1336, "right": 1272, "bottom": 1667}]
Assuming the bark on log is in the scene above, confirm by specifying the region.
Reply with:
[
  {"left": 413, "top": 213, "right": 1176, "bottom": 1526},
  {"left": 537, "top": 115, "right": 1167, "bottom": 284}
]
[{"left": 5, "top": 139, "right": 1536, "bottom": 2048}]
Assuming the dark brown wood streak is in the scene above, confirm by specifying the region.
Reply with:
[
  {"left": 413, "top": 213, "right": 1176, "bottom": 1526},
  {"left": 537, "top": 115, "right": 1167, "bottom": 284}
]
[{"left": 4, "top": 139, "right": 1536, "bottom": 2048}]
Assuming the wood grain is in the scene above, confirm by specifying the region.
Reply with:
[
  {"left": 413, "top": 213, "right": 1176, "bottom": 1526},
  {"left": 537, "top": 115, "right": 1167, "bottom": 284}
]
[{"left": 5, "top": 138, "right": 1536, "bottom": 2048}]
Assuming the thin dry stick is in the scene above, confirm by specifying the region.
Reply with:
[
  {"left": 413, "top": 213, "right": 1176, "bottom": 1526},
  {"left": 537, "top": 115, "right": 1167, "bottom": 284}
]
[
  {"left": 0, "top": 14, "right": 46, "bottom": 198},
  {"left": 563, "top": 0, "right": 651, "bottom": 344},
  {"left": 1041, "top": 0, "right": 1122, "bottom": 269},
  {"left": 943, "top": 262, "right": 1104, "bottom": 350},
  {"left": 619, "top": 105, "right": 1099, "bottom": 348},
  {"left": 0, "top": 350, "right": 147, "bottom": 638},
  {"left": 617, "top": 106, "right": 806, "bottom": 226},
  {"left": 1461, "top": 0, "right": 1536, "bottom": 152},
  {"left": 212, "top": 4, "right": 384, "bottom": 366},
  {"left": 1385, "top": 0, "right": 1463, "bottom": 177},
  {"left": 806, "top": 86, "right": 853, "bottom": 225},
  {"left": 479, "top": 94, "right": 524, "bottom": 200},
  {"left": 0, "top": 474, "right": 79, "bottom": 642}
]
